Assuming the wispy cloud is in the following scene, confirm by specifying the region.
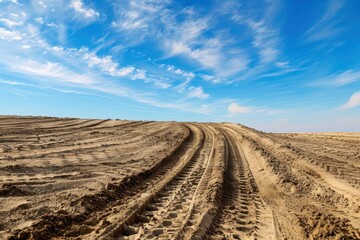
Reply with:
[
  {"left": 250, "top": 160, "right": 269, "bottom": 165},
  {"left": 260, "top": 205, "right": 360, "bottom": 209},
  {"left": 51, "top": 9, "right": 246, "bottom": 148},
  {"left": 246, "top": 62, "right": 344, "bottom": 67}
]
[
  {"left": 113, "top": 1, "right": 249, "bottom": 77},
  {"left": 50, "top": 46, "right": 164, "bottom": 88},
  {"left": 119, "top": 0, "right": 169, "bottom": 30},
  {"left": 0, "top": 79, "right": 92, "bottom": 96},
  {"left": 11, "top": 59, "right": 96, "bottom": 85},
  {"left": 331, "top": 70, "right": 360, "bottom": 86},
  {"left": 161, "top": 64, "right": 195, "bottom": 91},
  {"left": 199, "top": 74, "right": 227, "bottom": 84},
  {"left": 227, "top": 102, "right": 283, "bottom": 116},
  {"left": 246, "top": 19, "right": 281, "bottom": 63},
  {"left": 112, "top": 0, "right": 170, "bottom": 44},
  {"left": 311, "top": 69, "right": 360, "bottom": 87},
  {"left": 223, "top": 0, "right": 287, "bottom": 80},
  {"left": 164, "top": 22, "right": 249, "bottom": 76},
  {"left": 70, "top": 0, "right": 99, "bottom": 20},
  {"left": 341, "top": 91, "right": 360, "bottom": 109},
  {"left": 305, "top": 0, "right": 345, "bottom": 42},
  {"left": 78, "top": 48, "right": 135, "bottom": 77}
]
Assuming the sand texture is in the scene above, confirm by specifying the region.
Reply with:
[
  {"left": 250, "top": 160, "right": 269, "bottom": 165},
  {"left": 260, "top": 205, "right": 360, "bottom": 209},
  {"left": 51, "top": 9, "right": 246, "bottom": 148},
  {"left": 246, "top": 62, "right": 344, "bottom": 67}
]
[{"left": 0, "top": 116, "right": 359, "bottom": 239}]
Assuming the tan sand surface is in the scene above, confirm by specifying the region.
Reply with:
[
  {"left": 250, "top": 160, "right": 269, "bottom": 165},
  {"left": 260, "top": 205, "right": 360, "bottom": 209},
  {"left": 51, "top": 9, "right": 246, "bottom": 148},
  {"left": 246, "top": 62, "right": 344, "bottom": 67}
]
[{"left": 0, "top": 116, "right": 359, "bottom": 239}]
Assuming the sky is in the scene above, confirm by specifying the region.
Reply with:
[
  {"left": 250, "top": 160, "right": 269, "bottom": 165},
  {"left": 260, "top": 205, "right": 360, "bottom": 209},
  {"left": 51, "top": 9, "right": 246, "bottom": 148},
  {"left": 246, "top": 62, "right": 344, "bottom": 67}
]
[{"left": 1, "top": 0, "right": 360, "bottom": 132}]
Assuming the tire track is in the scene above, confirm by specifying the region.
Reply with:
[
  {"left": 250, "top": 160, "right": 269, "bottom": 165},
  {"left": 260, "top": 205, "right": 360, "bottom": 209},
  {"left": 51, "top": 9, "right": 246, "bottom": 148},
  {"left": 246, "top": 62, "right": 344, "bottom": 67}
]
[
  {"left": 229, "top": 124, "right": 360, "bottom": 239},
  {"left": 3, "top": 118, "right": 360, "bottom": 240},
  {"left": 204, "top": 127, "right": 269, "bottom": 239},
  {"left": 1, "top": 121, "right": 172, "bottom": 162},
  {"left": 110, "top": 124, "right": 213, "bottom": 239},
  {"left": 90, "top": 124, "right": 205, "bottom": 239},
  {"left": 172, "top": 125, "right": 216, "bottom": 239},
  {"left": 8, "top": 124, "right": 193, "bottom": 240},
  {"left": 176, "top": 125, "right": 227, "bottom": 240},
  {"left": 221, "top": 126, "right": 278, "bottom": 239}
]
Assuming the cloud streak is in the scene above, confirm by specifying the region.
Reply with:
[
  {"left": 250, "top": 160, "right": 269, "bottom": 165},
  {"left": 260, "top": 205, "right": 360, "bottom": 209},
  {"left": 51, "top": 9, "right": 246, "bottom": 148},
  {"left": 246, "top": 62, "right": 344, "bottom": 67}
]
[
  {"left": 305, "top": 0, "right": 345, "bottom": 42},
  {"left": 227, "top": 102, "right": 283, "bottom": 117},
  {"left": 11, "top": 59, "right": 96, "bottom": 85},
  {"left": 311, "top": 70, "right": 360, "bottom": 87}
]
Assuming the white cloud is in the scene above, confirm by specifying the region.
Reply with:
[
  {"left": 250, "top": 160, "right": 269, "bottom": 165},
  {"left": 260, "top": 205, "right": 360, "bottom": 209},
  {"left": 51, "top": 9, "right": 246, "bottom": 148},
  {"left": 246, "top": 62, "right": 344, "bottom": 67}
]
[
  {"left": 113, "top": 1, "right": 248, "bottom": 77},
  {"left": 187, "top": 86, "right": 209, "bottom": 99},
  {"left": 200, "top": 74, "right": 226, "bottom": 84},
  {"left": 165, "top": 27, "right": 224, "bottom": 71},
  {"left": 68, "top": 48, "right": 135, "bottom": 77},
  {"left": 342, "top": 91, "right": 360, "bottom": 109},
  {"left": 153, "top": 80, "right": 170, "bottom": 89},
  {"left": 131, "top": 69, "right": 146, "bottom": 80},
  {"left": 70, "top": 0, "right": 99, "bottom": 20},
  {"left": 166, "top": 37, "right": 248, "bottom": 76},
  {"left": 0, "top": 27, "right": 22, "bottom": 41},
  {"left": 276, "top": 61, "right": 289, "bottom": 68},
  {"left": 11, "top": 59, "right": 96, "bottom": 85},
  {"left": 0, "top": 18, "right": 23, "bottom": 27},
  {"left": 228, "top": 102, "right": 252, "bottom": 115},
  {"left": 0, "top": 0, "right": 18, "bottom": 4},
  {"left": 46, "top": 23, "right": 60, "bottom": 28},
  {"left": 117, "top": 67, "right": 136, "bottom": 77},
  {"left": 52, "top": 46, "right": 63, "bottom": 52},
  {"left": 167, "top": 41, "right": 191, "bottom": 55},
  {"left": 165, "top": 64, "right": 195, "bottom": 80}
]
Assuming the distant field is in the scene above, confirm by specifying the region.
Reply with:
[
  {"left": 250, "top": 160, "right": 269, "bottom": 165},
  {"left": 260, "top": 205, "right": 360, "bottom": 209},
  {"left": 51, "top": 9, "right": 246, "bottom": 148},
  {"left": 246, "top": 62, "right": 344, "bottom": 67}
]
[{"left": 0, "top": 116, "right": 359, "bottom": 239}]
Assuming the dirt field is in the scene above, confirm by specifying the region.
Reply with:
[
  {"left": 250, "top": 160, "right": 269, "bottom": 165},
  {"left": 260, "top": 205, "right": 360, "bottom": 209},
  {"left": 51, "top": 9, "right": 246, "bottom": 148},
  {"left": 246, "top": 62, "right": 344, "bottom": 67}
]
[{"left": 0, "top": 116, "right": 359, "bottom": 240}]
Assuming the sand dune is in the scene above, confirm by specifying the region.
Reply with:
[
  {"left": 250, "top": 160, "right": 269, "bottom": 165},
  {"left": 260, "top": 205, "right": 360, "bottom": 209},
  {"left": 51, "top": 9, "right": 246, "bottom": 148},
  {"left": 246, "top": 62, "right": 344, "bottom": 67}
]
[{"left": 0, "top": 116, "right": 359, "bottom": 239}]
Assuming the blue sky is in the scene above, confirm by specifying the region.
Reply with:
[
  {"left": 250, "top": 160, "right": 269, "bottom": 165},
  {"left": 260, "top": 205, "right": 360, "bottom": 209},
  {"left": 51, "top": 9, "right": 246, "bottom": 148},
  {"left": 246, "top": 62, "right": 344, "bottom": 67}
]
[{"left": 1, "top": 0, "right": 360, "bottom": 132}]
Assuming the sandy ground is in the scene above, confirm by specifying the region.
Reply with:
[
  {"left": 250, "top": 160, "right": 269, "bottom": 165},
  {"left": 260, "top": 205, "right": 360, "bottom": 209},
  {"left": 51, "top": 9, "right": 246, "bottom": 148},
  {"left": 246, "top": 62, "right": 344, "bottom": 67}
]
[{"left": 0, "top": 116, "right": 359, "bottom": 240}]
